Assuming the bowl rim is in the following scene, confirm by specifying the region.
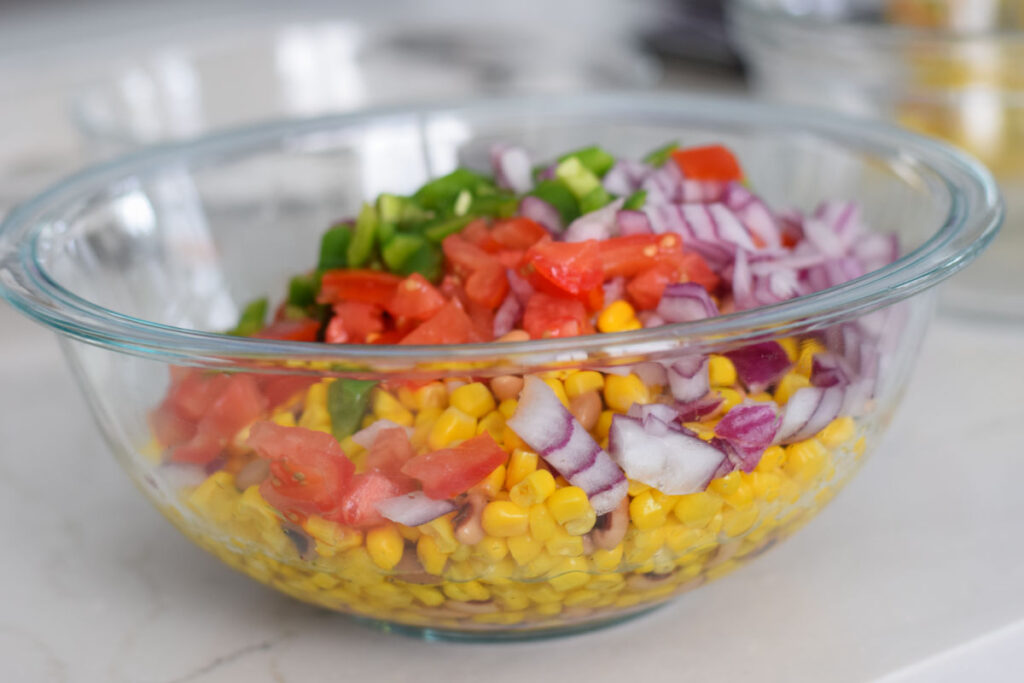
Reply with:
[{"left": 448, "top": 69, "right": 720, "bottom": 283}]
[
  {"left": 728, "top": 0, "right": 1024, "bottom": 44},
  {"left": 0, "top": 92, "right": 1004, "bottom": 374}
]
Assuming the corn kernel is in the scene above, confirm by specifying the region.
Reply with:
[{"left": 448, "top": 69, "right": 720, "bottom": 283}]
[
  {"left": 481, "top": 501, "right": 529, "bottom": 537},
  {"left": 709, "top": 470, "right": 742, "bottom": 496},
  {"left": 778, "top": 337, "right": 799, "bottom": 362},
  {"left": 416, "top": 535, "right": 448, "bottom": 575},
  {"left": 750, "top": 471, "right": 782, "bottom": 501},
  {"left": 187, "top": 471, "right": 238, "bottom": 523},
  {"left": 548, "top": 557, "right": 590, "bottom": 591},
  {"left": 543, "top": 378, "right": 570, "bottom": 408},
  {"left": 415, "top": 382, "right": 448, "bottom": 411},
  {"left": 595, "top": 410, "right": 615, "bottom": 440},
  {"left": 546, "top": 528, "right": 585, "bottom": 557},
  {"left": 495, "top": 587, "right": 531, "bottom": 611},
  {"left": 820, "top": 416, "right": 856, "bottom": 448},
  {"left": 428, "top": 406, "right": 477, "bottom": 450},
  {"left": 372, "top": 389, "right": 414, "bottom": 427},
  {"left": 547, "top": 486, "right": 592, "bottom": 525},
  {"left": 756, "top": 445, "right": 786, "bottom": 471},
  {"left": 722, "top": 506, "right": 760, "bottom": 537},
  {"left": 507, "top": 534, "right": 543, "bottom": 565},
  {"left": 473, "top": 464, "right": 506, "bottom": 498},
  {"left": 418, "top": 516, "right": 458, "bottom": 554},
  {"left": 708, "top": 355, "right": 737, "bottom": 387},
  {"left": 718, "top": 388, "right": 743, "bottom": 412},
  {"left": 564, "top": 371, "right": 605, "bottom": 399},
  {"left": 665, "top": 524, "right": 712, "bottom": 553},
  {"left": 529, "top": 503, "right": 558, "bottom": 541},
  {"left": 271, "top": 411, "right": 296, "bottom": 428},
  {"left": 597, "top": 300, "right": 639, "bottom": 333},
  {"left": 498, "top": 398, "right": 518, "bottom": 419},
  {"left": 476, "top": 410, "right": 506, "bottom": 441},
  {"left": 723, "top": 479, "right": 754, "bottom": 509},
  {"left": 854, "top": 436, "right": 866, "bottom": 457},
  {"left": 298, "top": 382, "right": 331, "bottom": 433},
  {"left": 627, "top": 479, "right": 651, "bottom": 496},
  {"left": 303, "top": 515, "right": 362, "bottom": 554},
  {"left": 630, "top": 490, "right": 670, "bottom": 530},
  {"left": 603, "top": 374, "right": 650, "bottom": 413},
  {"left": 406, "top": 584, "right": 445, "bottom": 607},
  {"left": 505, "top": 448, "right": 538, "bottom": 489},
  {"left": 774, "top": 372, "right": 811, "bottom": 405},
  {"left": 366, "top": 526, "right": 404, "bottom": 571},
  {"left": 473, "top": 536, "right": 508, "bottom": 563},
  {"left": 591, "top": 545, "right": 624, "bottom": 572},
  {"left": 795, "top": 339, "right": 825, "bottom": 377},
  {"left": 564, "top": 508, "right": 597, "bottom": 535},
  {"left": 510, "top": 469, "right": 557, "bottom": 508},
  {"left": 674, "top": 491, "right": 723, "bottom": 526},
  {"left": 784, "top": 439, "right": 828, "bottom": 484},
  {"left": 450, "top": 382, "right": 497, "bottom": 418},
  {"left": 502, "top": 425, "right": 527, "bottom": 451}
]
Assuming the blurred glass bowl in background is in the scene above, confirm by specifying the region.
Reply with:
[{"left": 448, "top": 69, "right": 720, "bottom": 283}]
[{"left": 729, "top": 0, "right": 1024, "bottom": 320}]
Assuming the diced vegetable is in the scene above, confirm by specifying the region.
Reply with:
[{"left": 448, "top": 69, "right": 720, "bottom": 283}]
[
  {"left": 558, "top": 145, "right": 616, "bottom": 178},
  {"left": 228, "top": 298, "right": 268, "bottom": 337},
  {"left": 318, "top": 225, "right": 352, "bottom": 271},
  {"left": 326, "top": 379, "right": 377, "bottom": 441},
  {"left": 401, "top": 433, "right": 508, "bottom": 499},
  {"left": 347, "top": 203, "right": 379, "bottom": 268},
  {"left": 643, "top": 140, "right": 679, "bottom": 167}
]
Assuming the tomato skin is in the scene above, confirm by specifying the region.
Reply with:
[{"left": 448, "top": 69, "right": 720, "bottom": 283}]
[
  {"left": 679, "top": 251, "right": 720, "bottom": 292},
  {"left": 317, "top": 269, "right": 401, "bottom": 307},
  {"left": 327, "top": 471, "right": 410, "bottom": 527},
  {"left": 386, "top": 273, "right": 445, "bottom": 320},
  {"left": 599, "top": 233, "right": 685, "bottom": 279},
  {"left": 466, "top": 263, "right": 509, "bottom": 310},
  {"left": 491, "top": 217, "right": 548, "bottom": 250},
  {"left": 627, "top": 264, "right": 676, "bottom": 311},
  {"left": 258, "top": 375, "right": 319, "bottom": 410},
  {"left": 671, "top": 145, "right": 743, "bottom": 182},
  {"left": 170, "top": 374, "right": 269, "bottom": 465},
  {"left": 442, "top": 234, "right": 500, "bottom": 277},
  {"left": 254, "top": 318, "right": 321, "bottom": 342},
  {"left": 401, "top": 433, "right": 507, "bottom": 500},
  {"left": 399, "top": 300, "right": 482, "bottom": 345},
  {"left": 150, "top": 405, "right": 196, "bottom": 448},
  {"left": 524, "top": 239, "right": 602, "bottom": 301},
  {"left": 325, "top": 301, "right": 385, "bottom": 344},
  {"left": 363, "top": 427, "right": 417, "bottom": 489},
  {"left": 461, "top": 218, "right": 501, "bottom": 252},
  {"left": 522, "top": 293, "right": 591, "bottom": 339},
  {"left": 166, "top": 371, "right": 230, "bottom": 421},
  {"left": 249, "top": 421, "right": 354, "bottom": 515}
]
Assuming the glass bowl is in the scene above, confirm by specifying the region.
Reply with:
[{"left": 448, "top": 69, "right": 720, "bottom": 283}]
[
  {"left": 728, "top": 0, "right": 1024, "bottom": 320},
  {"left": 0, "top": 94, "right": 1001, "bottom": 640}
]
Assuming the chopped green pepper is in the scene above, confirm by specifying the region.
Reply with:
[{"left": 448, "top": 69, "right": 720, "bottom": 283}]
[
  {"left": 382, "top": 232, "right": 432, "bottom": 274},
  {"left": 469, "top": 193, "right": 519, "bottom": 219},
  {"left": 578, "top": 186, "right": 614, "bottom": 214},
  {"left": 623, "top": 189, "right": 647, "bottom": 211},
  {"left": 318, "top": 225, "right": 352, "bottom": 271},
  {"left": 558, "top": 145, "right": 616, "bottom": 178},
  {"left": 377, "top": 193, "right": 431, "bottom": 225},
  {"left": 555, "top": 157, "right": 602, "bottom": 201},
  {"left": 643, "top": 141, "right": 680, "bottom": 167},
  {"left": 287, "top": 274, "right": 318, "bottom": 309},
  {"left": 528, "top": 180, "right": 580, "bottom": 226},
  {"left": 453, "top": 189, "right": 473, "bottom": 216},
  {"left": 346, "top": 203, "right": 378, "bottom": 268},
  {"left": 327, "top": 379, "right": 377, "bottom": 441},
  {"left": 423, "top": 214, "right": 475, "bottom": 243},
  {"left": 227, "top": 298, "right": 268, "bottom": 337},
  {"left": 396, "top": 237, "right": 443, "bottom": 281},
  {"left": 413, "top": 168, "right": 496, "bottom": 214},
  {"left": 377, "top": 220, "right": 396, "bottom": 248}
]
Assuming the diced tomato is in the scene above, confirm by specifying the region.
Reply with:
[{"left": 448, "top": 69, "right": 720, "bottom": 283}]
[
  {"left": 165, "top": 370, "right": 230, "bottom": 421},
  {"left": 202, "top": 374, "right": 268, "bottom": 441},
  {"left": 317, "top": 269, "right": 401, "bottom": 307},
  {"left": 524, "top": 239, "right": 603, "bottom": 302},
  {"left": 491, "top": 217, "right": 548, "bottom": 250},
  {"left": 364, "top": 427, "right": 417, "bottom": 490},
  {"left": 465, "top": 300, "right": 495, "bottom": 342},
  {"left": 461, "top": 218, "right": 501, "bottom": 252},
  {"left": 599, "top": 233, "right": 685, "bottom": 279},
  {"left": 367, "top": 330, "right": 405, "bottom": 345},
  {"left": 325, "top": 301, "right": 385, "bottom": 344},
  {"left": 258, "top": 374, "right": 318, "bottom": 410},
  {"left": 401, "top": 433, "right": 508, "bottom": 500},
  {"left": 399, "top": 300, "right": 482, "bottom": 345},
  {"left": 328, "top": 471, "right": 410, "bottom": 527},
  {"left": 671, "top": 145, "right": 743, "bottom": 182},
  {"left": 627, "top": 264, "right": 676, "bottom": 311},
  {"left": 466, "top": 264, "right": 509, "bottom": 310},
  {"left": 248, "top": 421, "right": 354, "bottom": 515},
  {"left": 386, "top": 273, "right": 446, "bottom": 320},
  {"left": 442, "top": 234, "right": 501, "bottom": 277},
  {"left": 495, "top": 249, "right": 526, "bottom": 269},
  {"left": 254, "top": 318, "right": 321, "bottom": 342},
  {"left": 679, "top": 251, "right": 720, "bottom": 292},
  {"left": 150, "top": 404, "right": 196, "bottom": 448},
  {"left": 522, "top": 293, "right": 592, "bottom": 339},
  {"left": 170, "top": 434, "right": 222, "bottom": 466}
]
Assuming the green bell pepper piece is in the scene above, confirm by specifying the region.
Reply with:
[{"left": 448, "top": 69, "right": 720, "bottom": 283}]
[
  {"left": 643, "top": 141, "right": 679, "bottom": 167},
  {"left": 623, "top": 189, "right": 647, "bottom": 211},
  {"left": 227, "top": 298, "right": 268, "bottom": 337},
  {"left": 528, "top": 180, "right": 580, "bottom": 226},
  {"left": 578, "top": 186, "right": 614, "bottom": 214},
  {"left": 423, "top": 214, "right": 475, "bottom": 243},
  {"left": 327, "top": 379, "right": 377, "bottom": 441},
  {"left": 413, "top": 168, "right": 496, "bottom": 214},
  {"left": 347, "top": 203, "right": 378, "bottom": 268},
  {"left": 287, "top": 274, "right": 318, "bottom": 309},
  {"left": 555, "top": 157, "right": 602, "bottom": 200},
  {"left": 558, "top": 145, "right": 616, "bottom": 178},
  {"left": 318, "top": 225, "right": 352, "bottom": 271}
]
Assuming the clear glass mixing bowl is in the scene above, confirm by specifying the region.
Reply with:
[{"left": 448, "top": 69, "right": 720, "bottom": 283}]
[{"left": 0, "top": 94, "right": 1001, "bottom": 639}]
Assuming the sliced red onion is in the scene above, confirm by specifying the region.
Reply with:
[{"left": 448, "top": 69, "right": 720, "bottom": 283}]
[
  {"left": 709, "top": 441, "right": 737, "bottom": 479},
  {"left": 519, "top": 195, "right": 563, "bottom": 234},
  {"left": 609, "top": 415, "right": 726, "bottom": 494},
  {"left": 715, "top": 402, "right": 781, "bottom": 471},
  {"left": 627, "top": 402, "right": 682, "bottom": 427},
  {"left": 640, "top": 312, "right": 666, "bottom": 328},
  {"left": 681, "top": 180, "right": 728, "bottom": 204},
  {"left": 602, "top": 276, "right": 625, "bottom": 305},
  {"left": 641, "top": 162, "right": 684, "bottom": 204},
  {"left": 631, "top": 361, "right": 668, "bottom": 387},
  {"left": 732, "top": 248, "right": 753, "bottom": 310},
  {"left": 802, "top": 217, "right": 845, "bottom": 258},
  {"left": 675, "top": 394, "right": 724, "bottom": 422},
  {"left": 352, "top": 419, "right": 413, "bottom": 450},
  {"left": 667, "top": 355, "right": 710, "bottom": 403},
  {"left": 811, "top": 352, "right": 850, "bottom": 388},
  {"left": 685, "top": 239, "right": 735, "bottom": 271},
  {"left": 564, "top": 198, "right": 625, "bottom": 242},
  {"left": 506, "top": 268, "right": 534, "bottom": 304},
  {"left": 723, "top": 181, "right": 781, "bottom": 248},
  {"left": 725, "top": 341, "right": 792, "bottom": 393},
  {"left": 657, "top": 282, "right": 719, "bottom": 323},
  {"left": 376, "top": 491, "right": 457, "bottom": 526},
  {"left": 775, "top": 386, "right": 845, "bottom": 444},
  {"left": 490, "top": 144, "right": 533, "bottom": 194},
  {"left": 493, "top": 293, "right": 523, "bottom": 338},
  {"left": 535, "top": 163, "right": 557, "bottom": 182},
  {"left": 603, "top": 160, "right": 652, "bottom": 196},
  {"left": 853, "top": 232, "right": 900, "bottom": 272},
  {"left": 617, "top": 209, "right": 653, "bottom": 236},
  {"left": 815, "top": 200, "right": 862, "bottom": 247},
  {"left": 507, "top": 377, "right": 626, "bottom": 514}
]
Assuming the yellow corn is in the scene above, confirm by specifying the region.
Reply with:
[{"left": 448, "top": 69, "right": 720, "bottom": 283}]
[
  {"left": 548, "top": 557, "right": 590, "bottom": 591},
  {"left": 627, "top": 479, "right": 651, "bottom": 496},
  {"left": 475, "top": 410, "right": 505, "bottom": 441},
  {"left": 450, "top": 382, "right": 496, "bottom": 418},
  {"left": 564, "top": 371, "right": 605, "bottom": 399},
  {"left": 473, "top": 536, "right": 509, "bottom": 563},
  {"left": 298, "top": 381, "right": 331, "bottom": 433},
  {"left": 415, "top": 382, "right": 448, "bottom": 411},
  {"left": 498, "top": 398, "right": 518, "bottom": 419},
  {"left": 750, "top": 471, "right": 782, "bottom": 501},
  {"left": 545, "top": 528, "right": 584, "bottom": 557},
  {"left": 603, "top": 374, "right": 650, "bottom": 413},
  {"left": 723, "top": 479, "right": 754, "bottom": 509},
  {"left": 410, "top": 406, "right": 443, "bottom": 450},
  {"left": 271, "top": 411, "right": 296, "bottom": 428},
  {"left": 509, "top": 469, "right": 556, "bottom": 508},
  {"left": 474, "top": 464, "right": 507, "bottom": 498},
  {"left": 784, "top": 439, "right": 828, "bottom": 484},
  {"left": 507, "top": 534, "right": 544, "bottom": 565},
  {"left": 756, "top": 445, "right": 786, "bottom": 471},
  {"left": 505, "top": 448, "right": 538, "bottom": 489},
  {"left": 591, "top": 545, "right": 624, "bottom": 572},
  {"left": 709, "top": 470, "right": 742, "bottom": 496},
  {"left": 795, "top": 339, "right": 826, "bottom": 377},
  {"left": 187, "top": 471, "right": 238, "bottom": 523},
  {"left": 427, "top": 406, "right": 477, "bottom": 449},
  {"left": 718, "top": 388, "right": 744, "bottom": 413},
  {"left": 564, "top": 508, "right": 597, "bottom": 536},
  {"left": 597, "top": 300, "right": 639, "bottom": 333},
  {"left": 774, "top": 372, "right": 811, "bottom": 405},
  {"left": 529, "top": 503, "right": 558, "bottom": 542},
  {"left": 778, "top": 337, "right": 799, "bottom": 362},
  {"left": 405, "top": 584, "right": 445, "bottom": 607},
  {"left": 820, "top": 416, "right": 856, "bottom": 448},
  {"left": 415, "top": 535, "right": 448, "bottom": 575},
  {"left": 722, "top": 506, "right": 760, "bottom": 537},
  {"left": 629, "top": 490, "right": 670, "bottom": 531},
  {"left": 302, "top": 515, "right": 362, "bottom": 556},
  {"left": 372, "top": 389, "right": 414, "bottom": 427},
  {"left": 366, "top": 526, "right": 404, "bottom": 571},
  {"left": 481, "top": 501, "right": 530, "bottom": 537},
  {"left": 547, "top": 486, "right": 592, "bottom": 525},
  {"left": 503, "top": 424, "right": 528, "bottom": 452},
  {"left": 674, "top": 491, "right": 723, "bottom": 526},
  {"left": 595, "top": 410, "right": 615, "bottom": 440},
  {"left": 708, "top": 355, "right": 738, "bottom": 387},
  {"left": 418, "top": 516, "right": 458, "bottom": 554},
  {"left": 543, "top": 378, "right": 570, "bottom": 408}
]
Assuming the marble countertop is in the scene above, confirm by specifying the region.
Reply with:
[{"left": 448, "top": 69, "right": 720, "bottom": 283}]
[{"left": 3, "top": 300, "right": 1023, "bottom": 683}]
